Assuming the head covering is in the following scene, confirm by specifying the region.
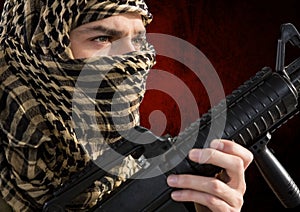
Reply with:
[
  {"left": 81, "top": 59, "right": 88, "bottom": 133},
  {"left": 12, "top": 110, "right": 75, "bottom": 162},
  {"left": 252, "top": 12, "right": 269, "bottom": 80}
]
[
  {"left": 0, "top": 0, "right": 153, "bottom": 59},
  {"left": 0, "top": 0, "right": 155, "bottom": 210}
]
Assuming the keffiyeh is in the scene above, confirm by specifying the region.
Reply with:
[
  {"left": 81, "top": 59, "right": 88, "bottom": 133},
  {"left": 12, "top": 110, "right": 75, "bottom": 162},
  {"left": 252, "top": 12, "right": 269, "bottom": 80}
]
[{"left": 0, "top": 0, "right": 155, "bottom": 210}]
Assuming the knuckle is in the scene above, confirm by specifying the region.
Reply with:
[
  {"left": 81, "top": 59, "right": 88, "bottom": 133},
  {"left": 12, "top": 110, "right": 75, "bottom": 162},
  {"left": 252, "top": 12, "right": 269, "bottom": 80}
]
[
  {"left": 247, "top": 151, "right": 254, "bottom": 163},
  {"left": 240, "top": 181, "right": 247, "bottom": 194},
  {"left": 210, "top": 180, "right": 223, "bottom": 194},
  {"left": 234, "top": 196, "right": 244, "bottom": 209},
  {"left": 228, "top": 193, "right": 244, "bottom": 210},
  {"left": 205, "top": 195, "right": 219, "bottom": 206},
  {"left": 238, "top": 197, "right": 244, "bottom": 207},
  {"left": 233, "top": 156, "right": 244, "bottom": 170}
]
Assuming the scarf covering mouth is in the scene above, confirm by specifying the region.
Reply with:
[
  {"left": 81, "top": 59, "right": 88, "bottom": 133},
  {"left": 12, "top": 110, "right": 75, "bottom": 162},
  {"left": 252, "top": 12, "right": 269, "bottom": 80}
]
[{"left": 0, "top": 0, "right": 156, "bottom": 210}]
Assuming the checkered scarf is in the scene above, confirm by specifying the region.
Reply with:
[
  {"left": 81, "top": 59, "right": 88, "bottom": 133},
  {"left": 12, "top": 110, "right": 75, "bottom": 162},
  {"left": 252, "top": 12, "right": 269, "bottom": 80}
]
[{"left": 0, "top": 0, "right": 155, "bottom": 210}]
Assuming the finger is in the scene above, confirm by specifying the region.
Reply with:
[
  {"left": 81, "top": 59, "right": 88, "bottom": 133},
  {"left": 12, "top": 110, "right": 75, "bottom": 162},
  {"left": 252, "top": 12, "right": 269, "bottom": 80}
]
[
  {"left": 171, "top": 189, "right": 225, "bottom": 211},
  {"left": 170, "top": 189, "right": 240, "bottom": 212},
  {"left": 210, "top": 139, "right": 253, "bottom": 169},
  {"left": 189, "top": 148, "right": 245, "bottom": 177},
  {"left": 167, "top": 174, "right": 241, "bottom": 207},
  {"left": 188, "top": 148, "right": 245, "bottom": 190}
]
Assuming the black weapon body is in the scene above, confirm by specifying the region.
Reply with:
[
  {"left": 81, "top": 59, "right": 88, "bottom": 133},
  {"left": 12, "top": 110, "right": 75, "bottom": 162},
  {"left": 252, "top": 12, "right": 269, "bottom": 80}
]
[
  {"left": 94, "top": 66, "right": 300, "bottom": 212},
  {"left": 43, "top": 23, "right": 300, "bottom": 212}
]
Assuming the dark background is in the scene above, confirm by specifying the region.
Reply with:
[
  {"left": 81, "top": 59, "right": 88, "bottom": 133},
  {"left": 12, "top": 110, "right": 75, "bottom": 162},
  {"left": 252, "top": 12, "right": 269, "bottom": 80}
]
[
  {"left": 1, "top": 1, "right": 300, "bottom": 211},
  {"left": 142, "top": 1, "right": 300, "bottom": 212}
]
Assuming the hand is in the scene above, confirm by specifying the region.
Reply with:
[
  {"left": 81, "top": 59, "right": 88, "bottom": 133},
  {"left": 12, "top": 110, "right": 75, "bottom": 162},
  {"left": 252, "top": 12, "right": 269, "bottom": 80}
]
[{"left": 166, "top": 139, "right": 253, "bottom": 212}]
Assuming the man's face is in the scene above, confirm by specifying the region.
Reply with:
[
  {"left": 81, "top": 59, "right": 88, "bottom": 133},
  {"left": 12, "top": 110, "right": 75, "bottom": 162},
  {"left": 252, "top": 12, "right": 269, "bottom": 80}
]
[{"left": 70, "top": 13, "right": 146, "bottom": 58}]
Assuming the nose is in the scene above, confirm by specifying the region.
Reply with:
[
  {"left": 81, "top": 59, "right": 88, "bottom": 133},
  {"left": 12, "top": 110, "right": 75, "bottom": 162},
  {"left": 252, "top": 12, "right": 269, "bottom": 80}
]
[{"left": 109, "top": 37, "right": 136, "bottom": 55}]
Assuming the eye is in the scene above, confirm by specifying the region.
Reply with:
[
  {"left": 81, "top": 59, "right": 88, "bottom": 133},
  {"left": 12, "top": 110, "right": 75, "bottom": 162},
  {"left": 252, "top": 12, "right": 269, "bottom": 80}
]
[
  {"left": 132, "top": 35, "right": 147, "bottom": 50},
  {"left": 92, "top": 36, "right": 111, "bottom": 43}
]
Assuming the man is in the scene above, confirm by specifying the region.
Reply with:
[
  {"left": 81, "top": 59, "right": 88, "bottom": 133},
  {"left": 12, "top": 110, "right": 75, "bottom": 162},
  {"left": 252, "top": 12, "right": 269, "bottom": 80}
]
[{"left": 0, "top": 0, "right": 253, "bottom": 211}]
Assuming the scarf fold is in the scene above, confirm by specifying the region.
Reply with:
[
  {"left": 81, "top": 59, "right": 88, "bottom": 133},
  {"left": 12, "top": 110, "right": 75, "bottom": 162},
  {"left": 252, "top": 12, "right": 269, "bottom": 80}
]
[{"left": 0, "top": 0, "right": 156, "bottom": 210}]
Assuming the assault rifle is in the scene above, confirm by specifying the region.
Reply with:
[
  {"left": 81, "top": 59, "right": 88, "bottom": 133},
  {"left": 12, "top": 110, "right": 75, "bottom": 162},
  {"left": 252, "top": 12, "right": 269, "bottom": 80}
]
[{"left": 43, "top": 23, "right": 300, "bottom": 211}]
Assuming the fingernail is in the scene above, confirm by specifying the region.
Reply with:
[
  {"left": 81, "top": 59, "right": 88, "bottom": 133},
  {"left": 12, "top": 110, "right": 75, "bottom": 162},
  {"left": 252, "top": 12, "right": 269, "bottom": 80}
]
[
  {"left": 171, "top": 191, "right": 181, "bottom": 199},
  {"left": 167, "top": 175, "right": 178, "bottom": 186},
  {"left": 189, "top": 149, "right": 201, "bottom": 161},
  {"left": 210, "top": 139, "right": 224, "bottom": 150}
]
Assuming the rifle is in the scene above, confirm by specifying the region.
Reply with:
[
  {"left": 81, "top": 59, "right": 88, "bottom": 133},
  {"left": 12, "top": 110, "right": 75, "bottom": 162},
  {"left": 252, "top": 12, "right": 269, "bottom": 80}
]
[{"left": 43, "top": 23, "right": 300, "bottom": 211}]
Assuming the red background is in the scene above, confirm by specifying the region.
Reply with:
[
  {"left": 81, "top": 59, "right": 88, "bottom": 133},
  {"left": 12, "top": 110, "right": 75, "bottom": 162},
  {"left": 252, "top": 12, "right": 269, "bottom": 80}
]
[
  {"left": 1, "top": 1, "right": 300, "bottom": 211},
  {"left": 143, "top": 1, "right": 300, "bottom": 211}
]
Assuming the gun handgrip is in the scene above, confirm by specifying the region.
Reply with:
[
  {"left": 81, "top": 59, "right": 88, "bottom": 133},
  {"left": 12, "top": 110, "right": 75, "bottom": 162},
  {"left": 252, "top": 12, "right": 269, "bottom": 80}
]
[{"left": 250, "top": 135, "right": 300, "bottom": 208}]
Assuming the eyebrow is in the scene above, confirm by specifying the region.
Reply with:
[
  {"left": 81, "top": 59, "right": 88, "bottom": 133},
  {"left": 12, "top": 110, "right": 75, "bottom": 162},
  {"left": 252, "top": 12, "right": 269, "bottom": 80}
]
[{"left": 81, "top": 25, "right": 146, "bottom": 37}]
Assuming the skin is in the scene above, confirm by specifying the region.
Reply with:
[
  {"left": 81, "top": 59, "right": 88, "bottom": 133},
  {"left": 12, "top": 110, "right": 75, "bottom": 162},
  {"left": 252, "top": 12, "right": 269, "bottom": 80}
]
[
  {"left": 70, "top": 13, "right": 147, "bottom": 58},
  {"left": 69, "top": 13, "right": 254, "bottom": 212}
]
